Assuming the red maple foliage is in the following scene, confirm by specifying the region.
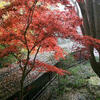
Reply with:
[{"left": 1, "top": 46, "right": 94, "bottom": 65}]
[{"left": 0, "top": 0, "right": 82, "bottom": 75}]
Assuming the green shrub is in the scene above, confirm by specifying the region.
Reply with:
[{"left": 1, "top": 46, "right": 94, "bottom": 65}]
[{"left": 0, "top": 54, "right": 17, "bottom": 68}]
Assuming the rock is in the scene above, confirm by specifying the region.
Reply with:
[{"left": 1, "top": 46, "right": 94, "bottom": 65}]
[{"left": 88, "top": 76, "right": 100, "bottom": 86}]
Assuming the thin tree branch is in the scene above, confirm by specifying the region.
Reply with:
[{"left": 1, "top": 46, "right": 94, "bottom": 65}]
[
  {"left": 23, "top": 0, "right": 38, "bottom": 53},
  {"left": 25, "top": 45, "right": 41, "bottom": 76}
]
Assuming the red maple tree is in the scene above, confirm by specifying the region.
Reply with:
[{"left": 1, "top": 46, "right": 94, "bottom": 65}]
[{"left": 0, "top": 0, "right": 100, "bottom": 99}]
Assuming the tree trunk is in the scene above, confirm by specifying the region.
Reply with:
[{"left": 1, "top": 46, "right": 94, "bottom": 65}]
[
  {"left": 77, "top": 0, "right": 100, "bottom": 78},
  {"left": 89, "top": 47, "right": 100, "bottom": 78},
  {"left": 20, "top": 80, "right": 24, "bottom": 100},
  {"left": 90, "top": 61, "right": 100, "bottom": 78},
  {"left": 20, "top": 73, "right": 26, "bottom": 100}
]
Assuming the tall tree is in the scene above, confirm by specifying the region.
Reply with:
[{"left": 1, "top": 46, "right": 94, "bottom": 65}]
[{"left": 77, "top": 0, "right": 100, "bottom": 77}]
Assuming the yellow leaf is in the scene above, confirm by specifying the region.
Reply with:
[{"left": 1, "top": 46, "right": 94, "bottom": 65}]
[{"left": 0, "top": 1, "right": 10, "bottom": 9}]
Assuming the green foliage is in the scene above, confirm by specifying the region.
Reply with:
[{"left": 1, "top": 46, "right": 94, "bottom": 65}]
[
  {"left": 55, "top": 61, "right": 93, "bottom": 96},
  {"left": 0, "top": 45, "right": 26, "bottom": 68},
  {"left": 0, "top": 45, "right": 5, "bottom": 49},
  {"left": 0, "top": 54, "right": 17, "bottom": 68},
  {"left": 96, "top": 98, "right": 100, "bottom": 100},
  {"left": 56, "top": 75, "right": 67, "bottom": 95},
  {"left": 57, "top": 54, "right": 76, "bottom": 70},
  {"left": 65, "top": 76, "right": 87, "bottom": 88}
]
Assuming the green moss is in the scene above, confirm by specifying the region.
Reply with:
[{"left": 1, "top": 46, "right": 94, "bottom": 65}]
[{"left": 96, "top": 98, "right": 100, "bottom": 100}]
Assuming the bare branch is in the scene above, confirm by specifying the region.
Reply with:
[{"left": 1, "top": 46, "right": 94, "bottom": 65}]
[
  {"left": 25, "top": 45, "right": 41, "bottom": 76},
  {"left": 23, "top": 0, "right": 39, "bottom": 52}
]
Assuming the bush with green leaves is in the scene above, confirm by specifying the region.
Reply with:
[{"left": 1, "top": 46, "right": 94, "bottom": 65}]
[{"left": 0, "top": 45, "right": 17, "bottom": 68}]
